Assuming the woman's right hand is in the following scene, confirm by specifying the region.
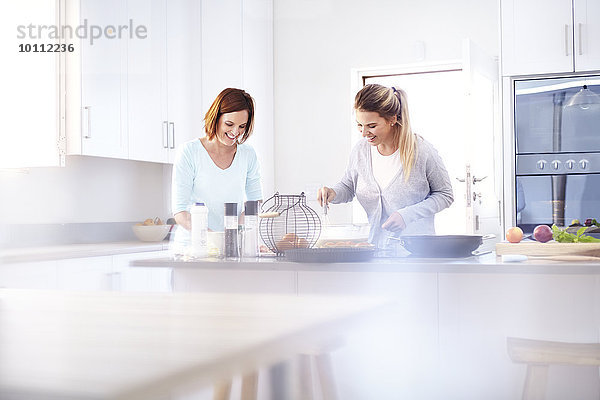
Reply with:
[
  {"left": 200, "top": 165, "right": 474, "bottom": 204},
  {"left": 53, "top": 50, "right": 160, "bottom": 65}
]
[
  {"left": 174, "top": 211, "right": 191, "bottom": 231},
  {"left": 317, "top": 186, "right": 336, "bottom": 207}
]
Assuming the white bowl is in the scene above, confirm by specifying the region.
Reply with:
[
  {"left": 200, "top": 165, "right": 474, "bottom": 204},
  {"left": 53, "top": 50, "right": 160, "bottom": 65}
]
[
  {"left": 207, "top": 231, "right": 225, "bottom": 256},
  {"left": 132, "top": 224, "right": 171, "bottom": 242}
]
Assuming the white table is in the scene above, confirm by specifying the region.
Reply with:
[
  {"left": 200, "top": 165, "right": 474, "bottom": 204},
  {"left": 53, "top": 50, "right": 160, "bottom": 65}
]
[{"left": 0, "top": 289, "right": 389, "bottom": 400}]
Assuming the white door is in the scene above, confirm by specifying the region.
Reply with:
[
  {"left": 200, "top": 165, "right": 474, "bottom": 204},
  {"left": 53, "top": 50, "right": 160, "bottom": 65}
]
[
  {"left": 461, "top": 40, "right": 500, "bottom": 235},
  {"left": 166, "top": 0, "right": 202, "bottom": 163},
  {"left": 574, "top": 0, "right": 600, "bottom": 72},
  {"left": 501, "top": 0, "right": 573, "bottom": 76},
  {"left": 80, "top": 0, "right": 127, "bottom": 159},
  {"left": 127, "top": 0, "right": 168, "bottom": 163}
]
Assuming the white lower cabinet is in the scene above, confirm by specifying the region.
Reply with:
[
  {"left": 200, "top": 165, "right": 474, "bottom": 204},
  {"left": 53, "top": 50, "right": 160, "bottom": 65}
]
[
  {"left": 438, "top": 273, "right": 600, "bottom": 400},
  {"left": 297, "top": 271, "right": 441, "bottom": 400},
  {"left": 297, "top": 271, "right": 600, "bottom": 400},
  {"left": 0, "top": 251, "right": 172, "bottom": 292},
  {"left": 0, "top": 260, "right": 58, "bottom": 289},
  {"left": 172, "top": 269, "right": 296, "bottom": 294},
  {"left": 112, "top": 250, "right": 173, "bottom": 292},
  {"left": 57, "top": 256, "right": 113, "bottom": 291}
]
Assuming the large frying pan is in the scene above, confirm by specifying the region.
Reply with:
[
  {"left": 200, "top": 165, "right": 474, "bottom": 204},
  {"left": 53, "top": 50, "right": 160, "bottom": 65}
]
[{"left": 391, "top": 234, "right": 485, "bottom": 258}]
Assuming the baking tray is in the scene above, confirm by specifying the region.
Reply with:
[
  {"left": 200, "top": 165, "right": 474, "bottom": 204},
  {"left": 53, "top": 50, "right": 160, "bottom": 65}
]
[{"left": 284, "top": 247, "right": 375, "bottom": 263}]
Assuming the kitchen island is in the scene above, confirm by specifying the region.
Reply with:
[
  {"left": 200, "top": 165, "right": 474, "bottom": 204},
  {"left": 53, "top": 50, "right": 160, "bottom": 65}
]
[
  {"left": 130, "top": 252, "right": 600, "bottom": 274},
  {"left": 130, "top": 253, "right": 600, "bottom": 400}
]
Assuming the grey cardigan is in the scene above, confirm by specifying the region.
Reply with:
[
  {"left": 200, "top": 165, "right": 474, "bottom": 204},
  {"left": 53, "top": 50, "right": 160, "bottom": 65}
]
[{"left": 331, "top": 136, "right": 454, "bottom": 246}]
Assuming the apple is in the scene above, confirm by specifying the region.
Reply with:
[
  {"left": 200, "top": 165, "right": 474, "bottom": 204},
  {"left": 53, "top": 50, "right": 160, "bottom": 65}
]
[
  {"left": 533, "top": 224, "right": 553, "bottom": 243},
  {"left": 506, "top": 226, "right": 524, "bottom": 243}
]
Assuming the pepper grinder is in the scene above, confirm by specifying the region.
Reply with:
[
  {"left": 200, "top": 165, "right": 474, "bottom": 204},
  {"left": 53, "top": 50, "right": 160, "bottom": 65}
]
[{"left": 224, "top": 203, "right": 239, "bottom": 259}]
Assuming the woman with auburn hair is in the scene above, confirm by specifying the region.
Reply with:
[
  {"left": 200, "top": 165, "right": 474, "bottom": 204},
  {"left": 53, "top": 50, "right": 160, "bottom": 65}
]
[
  {"left": 318, "top": 84, "right": 453, "bottom": 247},
  {"left": 171, "top": 88, "right": 262, "bottom": 247}
]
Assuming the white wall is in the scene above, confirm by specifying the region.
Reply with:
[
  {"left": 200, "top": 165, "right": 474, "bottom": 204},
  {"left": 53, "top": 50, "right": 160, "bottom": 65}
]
[
  {"left": 0, "top": 156, "right": 169, "bottom": 225},
  {"left": 273, "top": 0, "right": 500, "bottom": 222}
]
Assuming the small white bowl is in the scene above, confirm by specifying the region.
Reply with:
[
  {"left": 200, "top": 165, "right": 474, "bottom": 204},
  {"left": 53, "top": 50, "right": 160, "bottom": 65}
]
[
  {"left": 207, "top": 231, "right": 225, "bottom": 256},
  {"left": 132, "top": 224, "right": 171, "bottom": 242}
]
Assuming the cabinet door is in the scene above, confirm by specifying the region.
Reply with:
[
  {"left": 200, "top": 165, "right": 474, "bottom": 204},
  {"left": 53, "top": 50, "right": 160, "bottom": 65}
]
[
  {"left": 80, "top": 0, "right": 128, "bottom": 158},
  {"left": 501, "top": 0, "right": 573, "bottom": 75},
  {"left": 201, "top": 0, "right": 243, "bottom": 111},
  {"left": 242, "top": 0, "right": 275, "bottom": 194},
  {"left": 167, "top": 0, "right": 202, "bottom": 163},
  {"left": 112, "top": 251, "right": 172, "bottom": 292},
  {"left": 0, "top": 261, "right": 57, "bottom": 289},
  {"left": 574, "top": 0, "right": 600, "bottom": 71},
  {"left": 0, "top": 0, "right": 61, "bottom": 168},
  {"left": 56, "top": 256, "right": 113, "bottom": 291},
  {"left": 297, "top": 271, "right": 440, "bottom": 399},
  {"left": 127, "top": 0, "right": 168, "bottom": 163},
  {"left": 172, "top": 269, "right": 296, "bottom": 293},
  {"left": 438, "top": 273, "right": 599, "bottom": 399}
]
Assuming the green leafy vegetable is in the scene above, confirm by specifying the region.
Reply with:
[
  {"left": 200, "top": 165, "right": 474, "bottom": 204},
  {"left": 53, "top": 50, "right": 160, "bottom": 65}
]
[{"left": 552, "top": 224, "right": 600, "bottom": 243}]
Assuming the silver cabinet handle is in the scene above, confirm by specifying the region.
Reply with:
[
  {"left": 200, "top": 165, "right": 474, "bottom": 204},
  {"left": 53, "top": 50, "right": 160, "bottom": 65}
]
[
  {"left": 168, "top": 122, "right": 175, "bottom": 149},
  {"left": 578, "top": 23, "right": 583, "bottom": 55},
  {"left": 162, "top": 121, "right": 168, "bottom": 148},
  {"left": 565, "top": 24, "right": 571, "bottom": 56},
  {"left": 83, "top": 106, "right": 91, "bottom": 138}
]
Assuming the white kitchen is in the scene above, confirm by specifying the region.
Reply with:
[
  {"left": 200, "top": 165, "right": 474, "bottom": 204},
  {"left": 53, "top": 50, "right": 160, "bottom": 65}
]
[{"left": 1, "top": 0, "right": 600, "bottom": 399}]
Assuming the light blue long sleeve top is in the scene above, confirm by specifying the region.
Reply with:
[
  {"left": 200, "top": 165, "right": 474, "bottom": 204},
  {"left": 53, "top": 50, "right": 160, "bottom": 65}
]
[{"left": 171, "top": 139, "right": 262, "bottom": 245}]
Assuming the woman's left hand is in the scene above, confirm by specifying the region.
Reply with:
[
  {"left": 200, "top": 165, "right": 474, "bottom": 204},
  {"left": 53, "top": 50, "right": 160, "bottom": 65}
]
[{"left": 381, "top": 212, "right": 406, "bottom": 232}]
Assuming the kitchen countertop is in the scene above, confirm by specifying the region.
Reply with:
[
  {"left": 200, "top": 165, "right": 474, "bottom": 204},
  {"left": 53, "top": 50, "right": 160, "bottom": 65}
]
[
  {"left": 130, "top": 252, "right": 600, "bottom": 275},
  {"left": 0, "top": 241, "right": 170, "bottom": 264}
]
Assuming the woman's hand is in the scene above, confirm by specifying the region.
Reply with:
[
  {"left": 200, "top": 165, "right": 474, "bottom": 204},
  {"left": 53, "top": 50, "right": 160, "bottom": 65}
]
[
  {"left": 317, "top": 186, "right": 336, "bottom": 207},
  {"left": 381, "top": 212, "right": 406, "bottom": 232},
  {"left": 174, "top": 211, "right": 191, "bottom": 231}
]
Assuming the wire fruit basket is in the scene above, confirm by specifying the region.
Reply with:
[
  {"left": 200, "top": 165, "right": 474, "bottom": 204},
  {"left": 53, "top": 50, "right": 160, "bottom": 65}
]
[{"left": 259, "top": 192, "right": 321, "bottom": 255}]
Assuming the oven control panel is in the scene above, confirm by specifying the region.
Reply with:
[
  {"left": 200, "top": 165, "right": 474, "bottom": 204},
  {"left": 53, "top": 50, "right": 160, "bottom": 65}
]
[{"left": 516, "top": 153, "right": 600, "bottom": 175}]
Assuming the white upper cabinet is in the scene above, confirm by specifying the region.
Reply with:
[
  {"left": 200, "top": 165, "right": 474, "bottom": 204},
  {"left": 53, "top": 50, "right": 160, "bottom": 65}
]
[
  {"left": 242, "top": 0, "right": 275, "bottom": 195},
  {"left": 67, "top": 0, "right": 128, "bottom": 159},
  {"left": 573, "top": 0, "right": 600, "bottom": 72},
  {"left": 166, "top": 0, "right": 203, "bottom": 163},
  {"left": 201, "top": 0, "right": 243, "bottom": 110},
  {"left": 0, "top": 0, "right": 62, "bottom": 168},
  {"left": 501, "top": 0, "right": 600, "bottom": 76},
  {"left": 501, "top": 0, "right": 573, "bottom": 76},
  {"left": 127, "top": 0, "right": 168, "bottom": 163},
  {"left": 64, "top": 0, "right": 270, "bottom": 165},
  {"left": 127, "top": 0, "right": 201, "bottom": 164}
]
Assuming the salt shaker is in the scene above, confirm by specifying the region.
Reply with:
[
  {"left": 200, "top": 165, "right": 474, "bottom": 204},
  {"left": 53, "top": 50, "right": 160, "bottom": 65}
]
[
  {"left": 190, "top": 202, "right": 208, "bottom": 258},
  {"left": 242, "top": 200, "right": 260, "bottom": 257}
]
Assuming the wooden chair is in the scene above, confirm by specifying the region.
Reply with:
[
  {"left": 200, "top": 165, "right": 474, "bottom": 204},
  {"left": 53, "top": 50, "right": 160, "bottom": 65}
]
[
  {"left": 213, "top": 372, "right": 258, "bottom": 400},
  {"left": 212, "top": 351, "right": 339, "bottom": 400},
  {"left": 507, "top": 337, "right": 600, "bottom": 400}
]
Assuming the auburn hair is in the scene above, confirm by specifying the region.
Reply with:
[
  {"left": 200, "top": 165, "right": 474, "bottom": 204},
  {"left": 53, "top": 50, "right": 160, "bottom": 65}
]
[
  {"left": 354, "top": 84, "right": 417, "bottom": 181},
  {"left": 204, "top": 88, "right": 255, "bottom": 143}
]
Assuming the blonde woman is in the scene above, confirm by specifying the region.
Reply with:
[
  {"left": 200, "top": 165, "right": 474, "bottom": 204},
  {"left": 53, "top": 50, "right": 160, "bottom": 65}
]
[{"left": 318, "top": 84, "right": 453, "bottom": 246}]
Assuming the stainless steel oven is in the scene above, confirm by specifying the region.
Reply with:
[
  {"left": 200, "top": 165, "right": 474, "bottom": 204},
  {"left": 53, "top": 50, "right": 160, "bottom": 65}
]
[{"left": 514, "top": 75, "right": 600, "bottom": 232}]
